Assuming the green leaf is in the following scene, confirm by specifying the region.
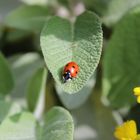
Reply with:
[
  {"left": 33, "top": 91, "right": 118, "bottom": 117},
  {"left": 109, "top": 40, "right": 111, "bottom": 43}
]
[
  {"left": 83, "top": 0, "right": 111, "bottom": 14},
  {"left": 41, "top": 107, "right": 74, "bottom": 140},
  {"left": 0, "top": 112, "right": 37, "bottom": 140},
  {"left": 26, "top": 68, "right": 47, "bottom": 112},
  {"left": 0, "top": 52, "right": 14, "bottom": 95},
  {"left": 41, "top": 11, "right": 103, "bottom": 93},
  {"left": 102, "top": 6, "right": 140, "bottom": 108},
  {"left": 0, "top": 100, "right": 21, "bottom": 123},
  {"left": 5, "top": 5, "right": 50, "bottom": 32},
  {"left": 56, "top": 73, "right": 96, "bottom": 109},
  {"left": 102, "top": 0, "right": 140, "bottom": 26},
  {"left": 0, "top": 107, "right": 74, "bottom": 140},
  {"left": 8, "top": 53, "right": 44, "bottom": 99},
  {"left": 84, "top": 0, "right": 140, "bottom": 27}
]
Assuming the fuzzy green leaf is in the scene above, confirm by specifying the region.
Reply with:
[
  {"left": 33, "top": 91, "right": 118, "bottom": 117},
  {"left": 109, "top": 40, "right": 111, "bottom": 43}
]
[
  {"left": 84, "top": 0, "right": 140, "bottom": 26},
  {"left": 102, "top": 0, "right": 140, "bottom": 26},
  {"left": 26, "top": 68, "right": 47, "bottom": 112},
  {"left": 102, "top": 6, "right": 140, "bottom": 108},
  {"left": 56, "top": 73, "right": 96, "bottom": 109},
  {"left": 0, "top": 100, "right": 21, "bottom": 123},
  {"left": 0, "top": 107, "right": 74, "bottom": 140},
  {"left": 41, "top": 11, "right": 102, "bottom": 93},
  {"left": 0, "top": 112, "right": 37, "bottom": 140},
  {"left": 0, "top": 53, "right": 14, "bottom": 95},
  {"left": 40, "top": 107, "right": 74, "bottom": 140},
  {"left": 8, "top": 53, "right": 44, "bottom": 98},
  {"left": 5, "top": 5, "right": 50, "bottom": 31}
]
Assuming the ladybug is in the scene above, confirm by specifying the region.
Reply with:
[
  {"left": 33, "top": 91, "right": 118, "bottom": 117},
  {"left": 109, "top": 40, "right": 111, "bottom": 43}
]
[{"left": 63, "top": 61, "right": 79, "bottom": 83}]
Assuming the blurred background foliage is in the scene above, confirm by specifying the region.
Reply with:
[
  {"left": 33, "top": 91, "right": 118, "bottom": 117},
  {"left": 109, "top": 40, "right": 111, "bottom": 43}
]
[{"left": 0, "top": 0, "right": 140, "bottom": 140}]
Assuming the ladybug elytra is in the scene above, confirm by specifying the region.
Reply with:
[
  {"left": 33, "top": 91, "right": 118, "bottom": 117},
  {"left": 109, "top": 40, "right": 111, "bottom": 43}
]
[{"left": 63, "top": 61, "right": 79, "bottom": 83}]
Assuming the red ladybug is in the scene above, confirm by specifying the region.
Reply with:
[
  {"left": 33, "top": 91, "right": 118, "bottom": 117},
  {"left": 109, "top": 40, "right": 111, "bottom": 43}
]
[{"left": 63, "top": 61, "right": 79, "bottom": 82}]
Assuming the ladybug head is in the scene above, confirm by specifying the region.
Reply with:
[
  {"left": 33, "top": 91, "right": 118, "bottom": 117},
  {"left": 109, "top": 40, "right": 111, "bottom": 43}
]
[{"left": 63, "top": 70, "right": 72, "bottom": 83}]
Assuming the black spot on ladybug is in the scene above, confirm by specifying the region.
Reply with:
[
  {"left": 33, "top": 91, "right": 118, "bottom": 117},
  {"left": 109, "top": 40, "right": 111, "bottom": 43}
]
[
  {"left": 76, "top": 71, "right": 77, "bottom": 74},
  {"left": 66, "top": 64, "right": 69, "bottom": 67},
  {"left": 72, "top": 66, "right": 75, "bottom": 68}
]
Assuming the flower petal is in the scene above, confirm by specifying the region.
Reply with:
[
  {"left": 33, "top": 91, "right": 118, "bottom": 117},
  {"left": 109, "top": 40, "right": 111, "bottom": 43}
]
[
  {"left": 137, "top": 96, "right": 140, "bottom": 103},
  {"left": 133, "top": 87, "right": 140, "bottom": 96},
  {"left": 114, "top": 120, "right": 137, "bottom": 140},
  {"left": 136, "top": 134, "right": 140, "bottom": 140}
]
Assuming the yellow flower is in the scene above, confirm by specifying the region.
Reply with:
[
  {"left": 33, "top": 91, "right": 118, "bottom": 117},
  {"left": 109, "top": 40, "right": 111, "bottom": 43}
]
[
  {"left": 114, "top": 120, "right": 140, "bottom": 140},
  {"left": 133, "top": 87, "right": 140, "bottom": 103}
]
